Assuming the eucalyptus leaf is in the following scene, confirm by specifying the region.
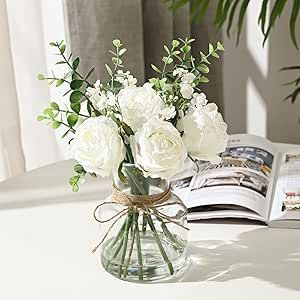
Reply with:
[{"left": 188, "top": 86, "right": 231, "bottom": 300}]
[
  {"left": 67, "top": 113, "right": 78, "bottom": 127},
  {"left": 70, "top": 90, "right": 83, "bottom": 103},
  {"left": 73, "top": 57, "right": 80, "bottom": 70},
  {"left": 70, "top": 79, "right": 83, "bottom": 90}
]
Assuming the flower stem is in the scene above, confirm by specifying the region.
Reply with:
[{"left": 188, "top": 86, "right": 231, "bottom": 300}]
[
  {"left": 123, "top": 212, "right": 137, "bottom": 278},
  {"left": 145, "top": 214, "right": 174, "bottom": 275},
  {"left": 142, "top": 213, "right": 147, "bottom": 235},
  {"left": 135, "top": 213, "right": 143, "bottom": 280},
  {"left": 118, "top": 212, "right": 132, "bottom": 277}
]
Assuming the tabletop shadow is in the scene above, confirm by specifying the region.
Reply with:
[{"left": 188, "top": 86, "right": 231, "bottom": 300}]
[{"left": 167, "top": 227, "right": 300, "bottom": 290}]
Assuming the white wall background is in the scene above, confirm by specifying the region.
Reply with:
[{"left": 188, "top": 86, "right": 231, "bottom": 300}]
[{"left": 223, "top": 0, "right": 300, "bottom": 144}]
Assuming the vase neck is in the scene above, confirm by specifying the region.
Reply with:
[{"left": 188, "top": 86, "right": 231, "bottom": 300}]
[{"left": 113, "top": 164, "right": 169, "bottom": 196}]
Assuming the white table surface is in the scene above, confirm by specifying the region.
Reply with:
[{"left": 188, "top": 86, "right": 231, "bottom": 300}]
[{"left": 0, "top": 160, "right": 300, "bottom": 300}]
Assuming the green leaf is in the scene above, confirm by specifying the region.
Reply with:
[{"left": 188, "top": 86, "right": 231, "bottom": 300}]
[
  {"left": 56, "top": 61, "right": 66, "bottom": 65},
  {"left": 118, "top": 164, "right": 128, "bottom": 184},
  {"left": 51, "top": 121, "right": 61, "bottom": 129},
  {"left": 37, "top": 73, "right": 45, "bottom": 80},
  {"left": 263, "top": 0, "right": 288, "bottom": 46},
  {"left": 162, "top": 57, "right": 173, "bottom": 64},
  {"left": 226, "top": 0, "right": 240, "bottom": 37},
  {"left": 290, "top": 0, "right": 300, "bottom": 49},
  {"left": 181, "top": 45, "right": 191, "bottom": 53},
  {"left": 164, "top": 45, "right": 170, "bottom": 54},
  {"left": 212, "top": 52, "right": 220, "bottom": 58},
  {"left": 112, "top": 57, "right": 122, "bottom": 65},
  {"left": 105, "top": 64, "right": 113, "bottom": 76},
  {"left": 236, "top": 0, "right": 251, "bottom": 45},
  {"left": 172, "top": 39, "right": 180, "bottom": 48},
  {"left": 74, "top": 164, "right": 85, "bottom": 174},
  {"left": 217, "top": 41, "right": 225, "bottom": 51},
  {"left": 119, "top": 48, "right": 127, "bottom": 56},
  {"left": 37, "top": 115, "right": 47, "bottom": 121},
  {"left": 215, "top": 0, "right": 232, "bottom": 28},
  {"left": 258, "top": 0, "right": 269, "bottom": 34},
  {"left": 50, "top": 102, "right": 59, "bottom": 110},
  {"left": 72, "top": 57, "right": 80, "bottom": 70},
  {"left": 112, "top": 39, "right": 122, "bottom": 47},
  {"left": 67, "top": 113, "right": 78, "bottom": 127},
  {"left": 70, "top": 79, "right": 83, "bottom": 90},
  {"left": 71, "top": 102, "right": 81, "bottom": 114},
  {"left": 209, "top": 43, "right": 214, "bottom": 54},
  {"left": 151, "top": 64, "right": 162, "bottom": 73},
  {"left": 215, "top": 0, "right": 225, "bottom": 24},
  {"left": 56, "top": 79, "right": 64, "bottom": 87},
  {"left": 200, "top": 52, "right": 210, "bottom": 64},
  {"left": 43, "top": 108, "right": 54, "bottom": 119},
  {"left": 49, "top": 42, "right": 56, "bottom": 46},
  {"left": 121, "top": 122, "right": 134, "bottom": 136},
  {"left": 198, "top": 64, "right": 210, "bottom": 73},
  {"left": 199, "top": 76, "right": 209, "bottom": 83},
  {"left": 60, "top": 44, "right": 66, "bottom": 54},
  {"left": 70, "top": 90, "right": 83, "bottom": 103}
]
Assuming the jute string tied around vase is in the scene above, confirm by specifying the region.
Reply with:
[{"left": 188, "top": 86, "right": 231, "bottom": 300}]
[{"left": 92, "top": 184, "right": 189, "bottom": 253}]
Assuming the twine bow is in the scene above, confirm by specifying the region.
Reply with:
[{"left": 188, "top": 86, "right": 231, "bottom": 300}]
[{"left": 92, "top": 185, "right": 189, "bottom": 253}]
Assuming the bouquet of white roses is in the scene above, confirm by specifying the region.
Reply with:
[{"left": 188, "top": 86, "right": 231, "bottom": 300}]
[{"left": 38, "top": 37, "right": 227, "bottom": 281}]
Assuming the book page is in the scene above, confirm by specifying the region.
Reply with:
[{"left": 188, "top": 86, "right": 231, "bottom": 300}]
[
  {"left": 270, "top": 149, "right": 300, "bottom": 222},
  {"left": 185, "top": 134, "right": 277, "bottom": 220}
]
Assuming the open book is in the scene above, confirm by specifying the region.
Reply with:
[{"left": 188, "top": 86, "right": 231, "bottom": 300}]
[{"left": 172, "top": 134, "right": 300, "bottom": 228}]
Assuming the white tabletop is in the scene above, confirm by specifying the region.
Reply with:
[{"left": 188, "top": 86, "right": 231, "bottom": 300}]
[{"left": 0, "top": 160, "right": 300, "bottom": 300}]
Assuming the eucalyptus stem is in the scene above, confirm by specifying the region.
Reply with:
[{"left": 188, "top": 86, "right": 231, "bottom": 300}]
[{"left": 145, "top": 214, "right": 174, "bottom": 275}]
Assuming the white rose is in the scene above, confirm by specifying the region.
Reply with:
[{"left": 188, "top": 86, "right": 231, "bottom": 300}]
[
  {"left": 70, "top": 117, "right": 125, "bottom": 177},
  {"left": 180, "top": 83, "right": 194, "bottom": 99},
  {"left": 130, "top": 118, "right": 187, "bottom": 179},
  {"left": 118, "top": 83, "right": 166, "bottom": 131},
  {"left": 181, "top": 72, "right": 196, "bottom": 84},
  {"left": 179, "top": 103, "right": 228, "bottom": 164}
]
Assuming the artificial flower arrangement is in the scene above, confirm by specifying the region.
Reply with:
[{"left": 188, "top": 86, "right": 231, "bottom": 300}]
[{"left": 38, "top": 37, "right": 228, "bottom": 282}]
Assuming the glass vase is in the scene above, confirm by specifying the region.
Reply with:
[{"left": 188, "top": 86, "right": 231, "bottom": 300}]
[{"left": 97, "top": 164, "right": 188, "bottom": 282}]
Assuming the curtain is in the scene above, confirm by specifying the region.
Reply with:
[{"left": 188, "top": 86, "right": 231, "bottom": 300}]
[
  {"left": 0, "top": 0, "right": 66, "bottom": 182},
  {"left": 63, "top": 0, "right": 224, "bottom": 109}
]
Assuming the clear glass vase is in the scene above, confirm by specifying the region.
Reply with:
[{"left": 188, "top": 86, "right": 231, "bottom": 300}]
[{"left": 98, "top": 164, "right": 188, "bottom": 282}]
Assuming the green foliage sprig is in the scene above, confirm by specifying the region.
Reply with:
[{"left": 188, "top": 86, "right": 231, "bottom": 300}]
[{"left": 166, "top": 0, "right": 300, "bottom": 49}]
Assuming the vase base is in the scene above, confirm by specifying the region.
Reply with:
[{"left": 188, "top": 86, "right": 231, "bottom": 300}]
[{"left": 100, "top": 231, "right": 187, "bottom": 282}]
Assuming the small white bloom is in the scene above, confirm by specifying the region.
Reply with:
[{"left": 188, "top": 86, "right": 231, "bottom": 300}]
[
  {"left": 86, "top": 80, "right": 102, "bottom": 107},
  {"left": 181, "top": 72, "right": 196, "bottom": 84},
  {"left": 106, "top": 91, "right": 116, "bottom": 106},
  {"left": 179, "top": 103, "right": 228, "bottom": 164},
  {"left": 130, "top": 118, "right": 187, "bottom": 179},
  {"left": 191, "top": 92, "right": 208, "bottom": 109},
  {"left": 115, "top": 70, "right": 137, "bottom": 87},
  {"left": 180, "top": 83, "right": 194, "bottom": 99},
  {"left": 161, "top": 106, "right": 176, "bottom": 120},
  {"left": 70, "top": 117, "right": 125, "bottom": 177},
  {"left": 173, "top": 68, "right": 188, "bottom": 77},
  {"left": 125, "top": 74, "right": 137, "bottom": 87},
  {"left": 118, "top": 83, "right": 167, "bottom": 131}
]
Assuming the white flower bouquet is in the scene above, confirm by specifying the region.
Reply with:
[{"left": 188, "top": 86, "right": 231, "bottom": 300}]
[{"left": 38, "top": 37, "right": 228, "bottom": 281}]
